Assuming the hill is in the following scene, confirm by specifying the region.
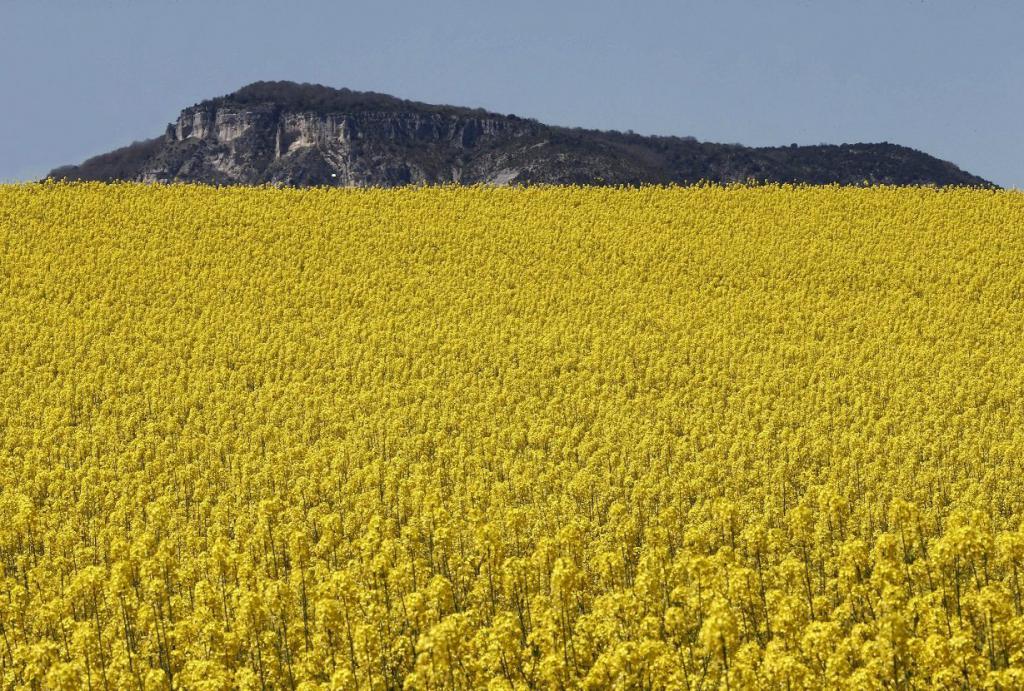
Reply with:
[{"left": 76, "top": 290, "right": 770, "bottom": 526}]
[{"left": 49, "top": 80, "right": 994, "bottom": 187}]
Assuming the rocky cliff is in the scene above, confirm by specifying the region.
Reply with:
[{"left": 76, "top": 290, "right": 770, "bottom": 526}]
[{"left": 49, "top": 81, "right": 994, "bottom": 187}]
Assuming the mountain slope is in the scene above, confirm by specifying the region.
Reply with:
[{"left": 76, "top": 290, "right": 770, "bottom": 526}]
[{"left": 49, "top": 81, "right": 994, "bottom": 187}]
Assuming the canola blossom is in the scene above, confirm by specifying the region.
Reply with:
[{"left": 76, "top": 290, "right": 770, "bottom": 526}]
[{"left": 1, "top": 183, "right": 1024, "bottom": 689}]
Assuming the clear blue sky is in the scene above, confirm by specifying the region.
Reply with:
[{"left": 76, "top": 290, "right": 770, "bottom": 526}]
[{"left": 2, "top": 0, "right": 1021, "bottom": 187}]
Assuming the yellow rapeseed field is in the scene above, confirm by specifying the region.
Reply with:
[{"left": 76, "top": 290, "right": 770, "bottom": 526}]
[{"left": 1, "top": 182, "right": 1024, "bottom": 689}]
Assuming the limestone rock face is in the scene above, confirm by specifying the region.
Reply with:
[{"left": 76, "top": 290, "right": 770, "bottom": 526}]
[
  {"left": 49, "top": 81, "right": 995, "bottom": 188},
  {"left": 141, "top": 97, "right": 547, "bottom": 187}
]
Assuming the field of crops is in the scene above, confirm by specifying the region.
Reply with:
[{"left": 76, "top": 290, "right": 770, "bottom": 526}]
[{"left": 1, "top": 183, "right": 1024, "bottom": 689}]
